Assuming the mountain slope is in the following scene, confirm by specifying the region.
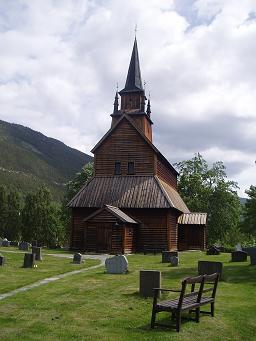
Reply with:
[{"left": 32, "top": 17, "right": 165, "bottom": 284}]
[{"left": 0, "top": 119, "right": 92, "bottom": 200}]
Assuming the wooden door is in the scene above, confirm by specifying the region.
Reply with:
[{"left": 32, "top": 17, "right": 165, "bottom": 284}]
[
  {"left": 97, "top": 225, "right": 111, "bottom": 253},
  {"left": 84, "top": 226, "right": 97, "bottom": 252}
]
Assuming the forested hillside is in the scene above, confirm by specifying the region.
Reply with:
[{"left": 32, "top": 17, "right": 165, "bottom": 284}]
[{"left": 0, "top": 119, "right": 92, "bottom": 200}]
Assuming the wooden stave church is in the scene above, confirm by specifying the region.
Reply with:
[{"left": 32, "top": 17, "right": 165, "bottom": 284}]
[{"left": 68, "top": 38, "right": 207, "bottom": 254}]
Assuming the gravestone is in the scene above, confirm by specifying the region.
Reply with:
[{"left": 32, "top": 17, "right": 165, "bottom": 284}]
[
  {"left": 235, "top": 243, "right": 242, "bottom": 251},
  {"left": 0, "top": 255, "right": 5, "bottom": 266},
  {"left": 198, "top": 261, "right": 223, "bottom": 279},
  {"left": 19, "top": 241, "right": 30, "bottom": 251},
  {"left": 206, "top": 246, "right": 220, "bottom": 255},
  {"left": 23, "top": 253, "right": 35, "bottom": 268},
  {"left": 162, "top": 251, "right": 178, "bottom": 263},
  {"left": 105, "top": 255, "right": 128, "bottom": 274},
  {"left": 170, "top": 256, "right": 179, "bottom": 267},
  {"left": 32, "top": 246, "right": 42, "bottom": 261},
  {"left": 231, "top": 251, "right": 247, "bottom": 262},
  {"left": 32, "top": 240, "right": 37, "bottom": 247},
  {"left": 2, "top": 238, "right": 10, "bottom": 247},
  {"left": 140, "top": 270, "right": 161, "bottom": 297},
  {"left": 250, "top": 255, "right": 256, "bottom": 266},
  {"left": 242, "top": 247, "right": 256, "bottom": 258},
  {"left": 73, "top": 253, "right": 83, "bottom": 264}
]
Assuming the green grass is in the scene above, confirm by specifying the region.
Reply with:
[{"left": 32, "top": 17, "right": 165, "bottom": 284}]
[
  {"left": 0, "top": 251, "right": 255, "bottom": 341},
  {"left": 0, "top": 249, "right": 99, "bottom": 293}
]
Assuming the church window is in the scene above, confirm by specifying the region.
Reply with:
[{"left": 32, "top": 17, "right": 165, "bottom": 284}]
[
  {"left": 128, "top": 162, "right": 135, "bottom": 175},
  {"left": 114, "top": 161, "right": 121, "bottom": 175}
]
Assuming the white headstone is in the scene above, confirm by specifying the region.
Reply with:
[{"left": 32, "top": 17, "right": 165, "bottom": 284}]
[
  {"left": 105, "top": 255, "right": 128, "bottom": 274},
  {"left": 235, "top": 243, "right": 242, "bottom": 251}
]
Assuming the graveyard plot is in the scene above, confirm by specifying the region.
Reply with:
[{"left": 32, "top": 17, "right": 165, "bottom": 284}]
[
  {"left": 0, "top": 251, "right": 100, "bottom": 294},
  {"left": 0, "top": 251, "right": 255, "bottom": 341}
]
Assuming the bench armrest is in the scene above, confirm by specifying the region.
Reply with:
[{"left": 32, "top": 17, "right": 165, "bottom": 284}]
[{"left": 153, "top": 288, "right": 181, "bottom": 293}]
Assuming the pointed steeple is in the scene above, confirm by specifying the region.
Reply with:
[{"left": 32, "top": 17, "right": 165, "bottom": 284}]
[
  {"left": 146, "top": 99, "right": 151, "bottom": 117},
  {"left": 113, "top": 91, "right": 119, "bottom": 114},
  {"left": 120, "top": 38, "right": 143, "bottom": 93}
]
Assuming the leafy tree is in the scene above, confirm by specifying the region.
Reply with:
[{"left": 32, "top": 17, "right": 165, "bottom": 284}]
[
  {"left": 175, "top": 153, "right": 241, "bottom": 245},
  {"left": 5, "top": 190, "right": 23, "bottom": 241},
  {"left": 61, "top": 162, "right": 93, "bottom": 242},
  {"left": 21, "top": 186, "right": 63, "bottom": 246},
  {"left": 241, "top": 185, "right": 256, "bottom": 236},
  {"left": 0, "top": 185, "right": 8, "bottom": 238}
]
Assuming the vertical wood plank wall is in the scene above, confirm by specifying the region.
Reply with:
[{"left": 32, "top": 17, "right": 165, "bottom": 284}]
[
  {"left": 156, "top": 158, "right": 177, "bottom": 189},
  {"left": 94, "top": 119, "right": 155, "bottom": 176}
]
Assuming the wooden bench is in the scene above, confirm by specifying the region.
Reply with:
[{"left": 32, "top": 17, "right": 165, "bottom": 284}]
[{"left": 151, "top": 273, "right": 219, "bottom": 332}]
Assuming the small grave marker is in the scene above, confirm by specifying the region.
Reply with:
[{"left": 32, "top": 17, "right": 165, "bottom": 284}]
[
  {"left": 0, "top": 255, "right": 5, "bottom": 266},
  {"left": 206, "top": 246, "right": 220, "bottom": 255},
  {"left": 2, "top": 239, "right": 10, "bottom": 247},
  {"left": 162, "top": 251, "right": 178, "bottom": 263},
  {"left": 242, "top": 247, "right": 256, "bottom": 258},
  {"left": 140, "top": 270, "right": 161, "bottom": 297},
  {"left": 170, "top": 256, "right": 179, "bottom": 267},
  {"left": 198, "top": 261, "right": 223, "bottom": 279},
  {"left": 73, "top": 253, "right": 83, "bottom": 264},
  {"left": 105, "top": 255, "right": 128, "bottom": 274},
  {"left": 231, "top": 251, "right": 247, "bottom": 262},
  {"left": 23, "top": 253, "right": 36, "bottom": 268},
  {"left": 32, "top": 246, "right": 42, "bottom": 261},
  {"left": 250, "top": 255, "right": 256, "bottom": 266},
  {"left": 19, "top": 241, "right": 30, "bottom": 251}
]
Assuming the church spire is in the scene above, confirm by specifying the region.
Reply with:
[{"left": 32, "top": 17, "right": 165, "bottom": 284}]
[
  {"left": 113, "top": 91, "right": 119, "bottom": 114},
  {"left": 120, "top": 38, "right": 143, "bottom": 93}
]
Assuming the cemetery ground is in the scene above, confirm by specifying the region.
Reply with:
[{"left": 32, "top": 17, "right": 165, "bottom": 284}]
[{"left": 0, "top": 251, "right": 255, "bottom": 341}]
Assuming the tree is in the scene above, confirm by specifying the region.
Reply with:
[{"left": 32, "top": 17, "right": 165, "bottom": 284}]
[
  {"left": 61, "top": 162, "right": 93, "bottom": 242},
  {"left": 21, "top": 186, "right": 63, "bottom": 246},
  {"left": 241, "top": 185, "right": 256, "bottom": 236},
  {"left": 0, "top": 185, "right": 8, "bottom": 238},
  {"left": 175, "top": 153, "right": 241, "bottom": 245},
  {"left": 5, "top": 190, "right": 23, "bottom": 241}
]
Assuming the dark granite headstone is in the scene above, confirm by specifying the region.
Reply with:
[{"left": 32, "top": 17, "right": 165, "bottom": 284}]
[
  {"left": 140, "top": 270, "right": 161, "bottom": 297},
  {"left": 250, "top": 255, "right": 256, "bottom": 265},
  {"left": 23, "top": 253, "right": 35, "bottom": 268},
  {"left": 198, "top": 261, "right": 223, "bottom": 279},
  {"left": 162, "top": 251, "right": 178, "bottom": 263},
  {"left": 32, "top": 246, "right": 42, "bottom": 261},
  {"left": 32, "top": 240, "right": 37, "bottom": 247},
  {"left": 206, "top": 246, "right": 220, "bottom": 255},
  {"left": 2, "top": 239, "right": 10, "bottom": 247},
  {"left": 19, "top": 241, "right": 30, "bottom": 251},
  {"left": 73, "top": 253, "right": 83, "bottom": 264},
  {"left": 170, "top": 256, "right": 179, "bottom": 267},
  {"left": 231, "top": 251, "right": 247, "bottom": 262},
  {"left": 0, "top": 255, "right": 5, "bottom": 266},
  {"left": 242, "top": 247, "right": 256, "bottom": 258}
]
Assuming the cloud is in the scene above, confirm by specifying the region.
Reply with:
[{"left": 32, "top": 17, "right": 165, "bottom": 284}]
[{"left": 0, "top": 0, "right": 256, "bottom": 197}]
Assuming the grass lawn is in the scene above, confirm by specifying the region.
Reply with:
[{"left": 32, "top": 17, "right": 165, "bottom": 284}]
[
  {"left": 0, "top": 249, "right": 100, "bottom": 293},
  {"left": 0, "top": 251, "right": 255, "bottom": 341}
]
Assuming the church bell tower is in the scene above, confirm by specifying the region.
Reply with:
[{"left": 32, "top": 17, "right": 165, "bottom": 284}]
[{"left": 111, "top": 38, "right": 153, "bottom": 142}]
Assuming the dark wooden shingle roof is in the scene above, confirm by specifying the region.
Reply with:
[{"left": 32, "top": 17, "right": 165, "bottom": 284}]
[
  {"left": 84, "top": 205, "right": 138, "bottom": 224},
  {"left": 68, "top": 175, "right": 188, "bottom": 212}
]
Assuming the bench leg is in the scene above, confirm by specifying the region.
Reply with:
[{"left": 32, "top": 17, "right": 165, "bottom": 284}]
[
  {"left": 176, "top": 312, "right": 181, "bottom": 332},
  {"left": 211, "top": 303, "right": 214, "bottom": 317},
  {"left": 151, "top": 309, "right": 156, "bottom": 328},
  {"left": 195, "top": 308, "right": 200, "bottom": 323}
]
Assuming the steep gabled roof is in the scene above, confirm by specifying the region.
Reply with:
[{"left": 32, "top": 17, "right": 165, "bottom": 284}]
[
  {"left": 68, "top": 175, "right": 188, "bottom": 213},
  {"left": 119, "top": 38, "right": 143, "bottom": 93},
  {"left": 91, "top": 113, "right": 178, "bottom": 175},
  {"left": 84, "top": 205, "right": 138, "bottom": 224}
]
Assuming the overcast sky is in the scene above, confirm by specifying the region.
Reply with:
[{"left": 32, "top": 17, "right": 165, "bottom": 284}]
[{"left": 0, "top": 0, "right": 256, "bottom": 197}]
